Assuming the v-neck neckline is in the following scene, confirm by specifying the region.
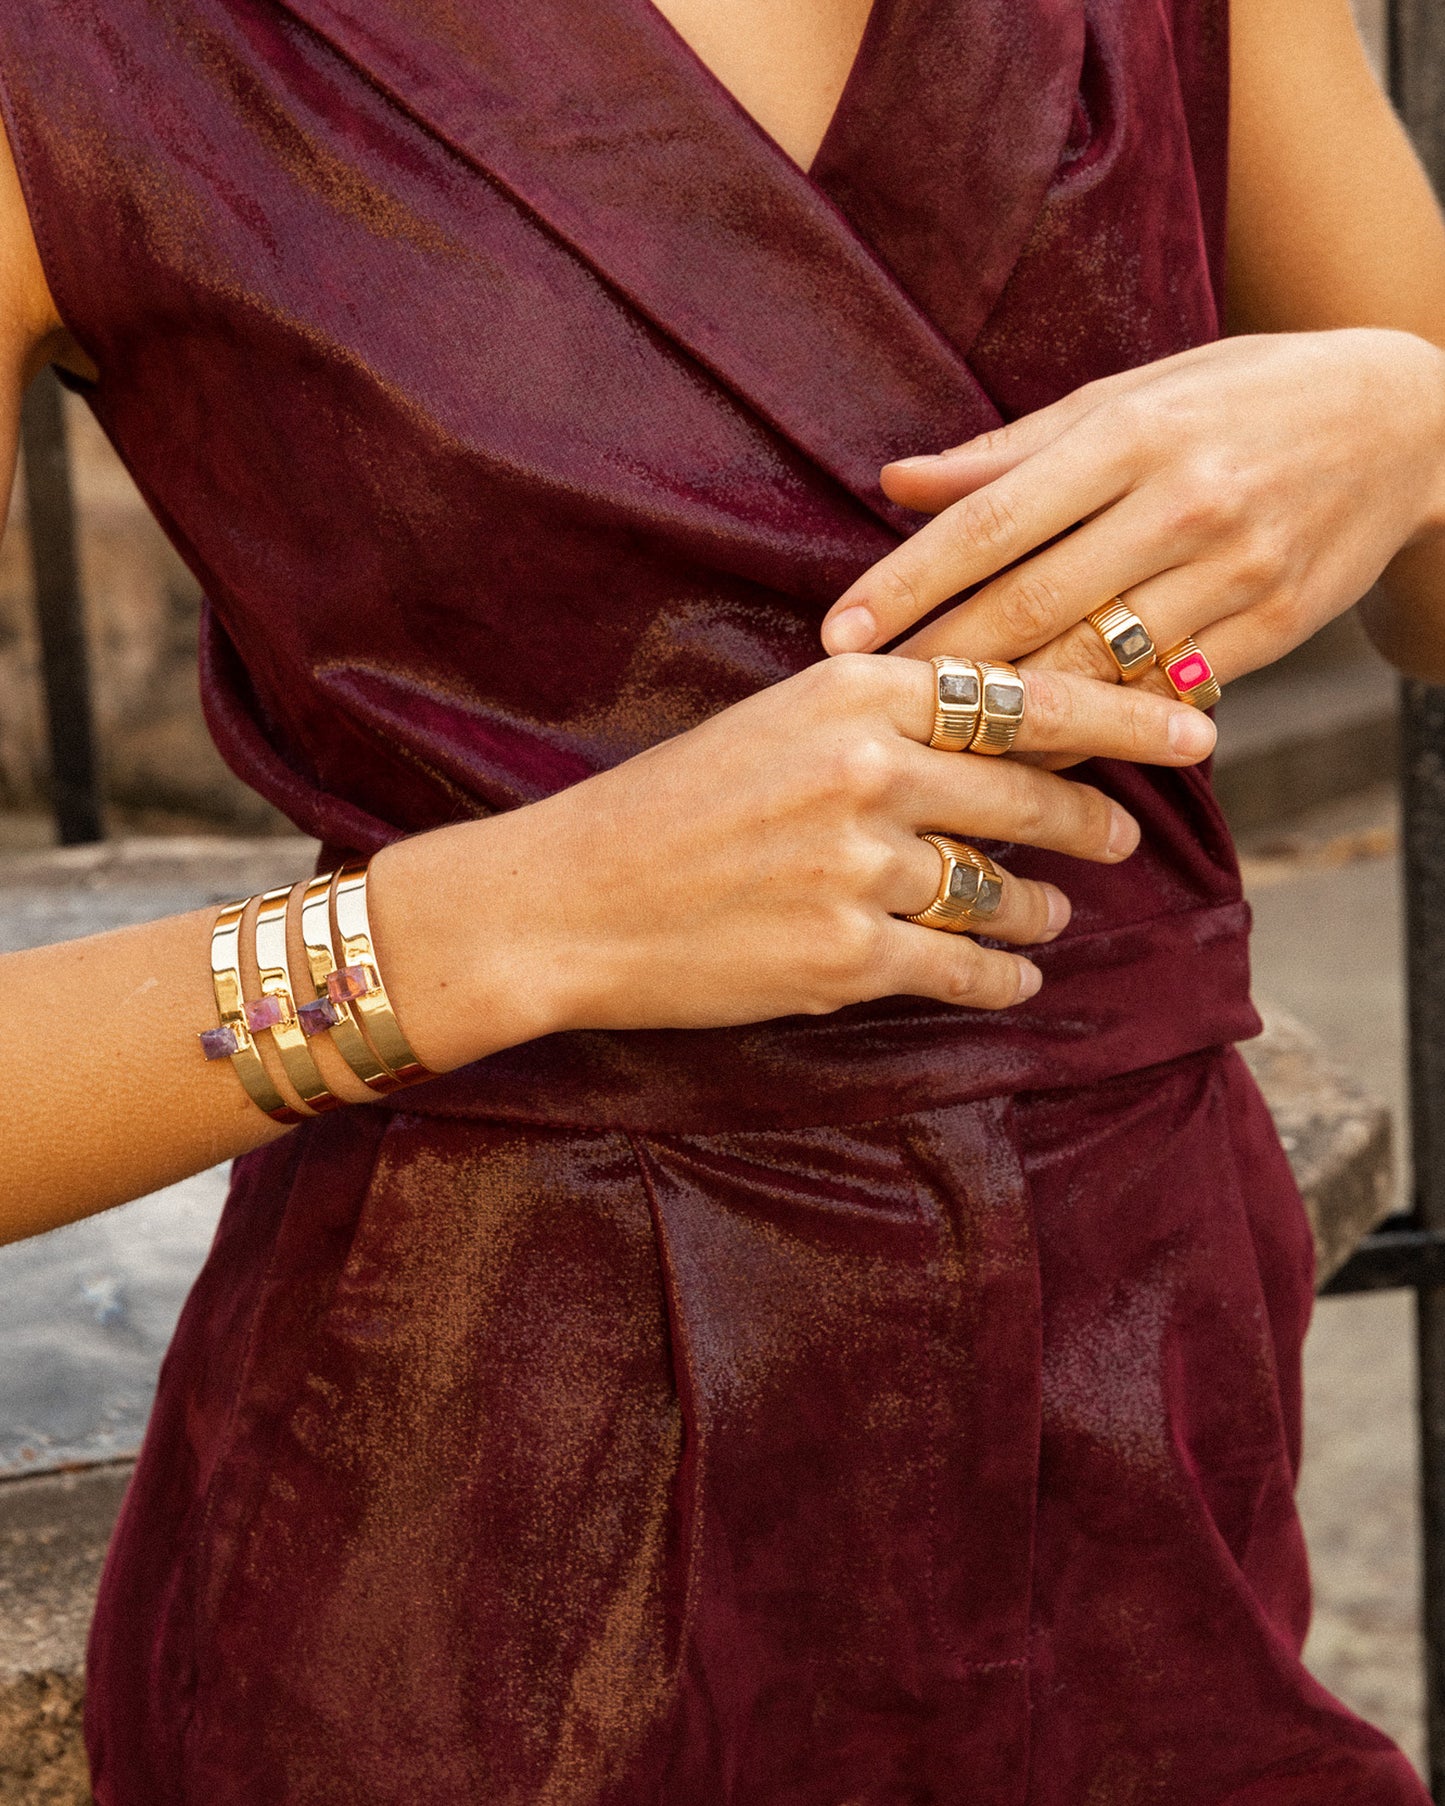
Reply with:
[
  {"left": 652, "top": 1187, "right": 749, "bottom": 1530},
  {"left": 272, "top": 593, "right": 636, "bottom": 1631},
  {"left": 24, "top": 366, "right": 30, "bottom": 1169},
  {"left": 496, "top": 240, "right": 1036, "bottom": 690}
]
[{"left": 631, "top": 0, "right": 895, "bottom": 178}]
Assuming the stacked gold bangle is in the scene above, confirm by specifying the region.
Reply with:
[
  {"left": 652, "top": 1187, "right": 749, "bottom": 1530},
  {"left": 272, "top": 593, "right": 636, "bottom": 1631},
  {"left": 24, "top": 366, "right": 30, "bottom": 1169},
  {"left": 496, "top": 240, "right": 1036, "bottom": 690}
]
[{"left": 198, "top": 857, "right": 433, "bottom": 1120}]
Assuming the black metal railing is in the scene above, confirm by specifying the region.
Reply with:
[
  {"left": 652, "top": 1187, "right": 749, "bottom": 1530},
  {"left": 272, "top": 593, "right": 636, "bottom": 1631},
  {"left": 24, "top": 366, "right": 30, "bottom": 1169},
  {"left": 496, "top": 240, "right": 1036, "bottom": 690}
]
[{"left": 20, "top": 366, "right": 102, "bottom": 844}]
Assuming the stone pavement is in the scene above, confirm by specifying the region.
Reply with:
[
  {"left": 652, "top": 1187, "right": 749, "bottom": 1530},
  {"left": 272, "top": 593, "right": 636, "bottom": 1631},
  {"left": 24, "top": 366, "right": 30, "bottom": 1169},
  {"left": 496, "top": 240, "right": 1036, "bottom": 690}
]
[{"left": 1244, "top": 785, "right": 1424, "bottom": 1770}]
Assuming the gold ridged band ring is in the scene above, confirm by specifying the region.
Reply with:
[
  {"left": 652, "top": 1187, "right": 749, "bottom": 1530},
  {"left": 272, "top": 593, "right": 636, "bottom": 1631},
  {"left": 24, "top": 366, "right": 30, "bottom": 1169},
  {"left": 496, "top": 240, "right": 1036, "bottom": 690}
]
[
  {"left": 928, "top": 655, "right": 983, "bottom": 751},
  {"left": 1159, "top": 636, "right": 1223, "bottom": 709},
  {"left": 1085, "top": 599, "right": 1156, "bottom": 682},
  {"left": 903, "top": 835, "right": 1006, "bottom": 933},
  {"left": 968, "top": 661, "right": 1027, "bottom": 756}
]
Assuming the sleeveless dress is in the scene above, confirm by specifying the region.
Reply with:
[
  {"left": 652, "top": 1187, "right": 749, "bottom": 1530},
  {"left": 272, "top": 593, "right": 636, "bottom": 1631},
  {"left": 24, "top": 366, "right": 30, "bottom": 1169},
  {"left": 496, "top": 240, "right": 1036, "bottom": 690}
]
[{"left": 0, "top": 0, "right": 1429, "bottom": 1799}]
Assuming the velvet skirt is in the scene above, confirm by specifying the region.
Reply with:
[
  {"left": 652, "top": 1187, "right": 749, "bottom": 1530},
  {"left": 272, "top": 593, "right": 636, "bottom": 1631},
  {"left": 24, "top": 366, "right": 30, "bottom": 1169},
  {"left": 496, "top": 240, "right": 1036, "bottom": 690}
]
[{"left": 82, "top": 1041, "right": 1427, "bottom": 1803}]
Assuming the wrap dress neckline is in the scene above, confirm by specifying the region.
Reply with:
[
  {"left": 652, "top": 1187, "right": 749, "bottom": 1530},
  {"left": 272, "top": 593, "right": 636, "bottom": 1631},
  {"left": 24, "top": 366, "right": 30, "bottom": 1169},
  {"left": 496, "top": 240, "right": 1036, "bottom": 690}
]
[
  {"left": 631, "top": 0, "right": 885, "bottom": 176},
  {"left": 273, "top": 0, "right": 1084, "bottom": 521}
]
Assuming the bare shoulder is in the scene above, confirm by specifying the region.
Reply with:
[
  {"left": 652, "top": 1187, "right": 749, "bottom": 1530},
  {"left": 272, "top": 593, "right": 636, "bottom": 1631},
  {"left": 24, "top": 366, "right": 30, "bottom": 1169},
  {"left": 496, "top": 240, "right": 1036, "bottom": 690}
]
[{"left": 0, "top": 113, "right": 95, "bottom": 381}]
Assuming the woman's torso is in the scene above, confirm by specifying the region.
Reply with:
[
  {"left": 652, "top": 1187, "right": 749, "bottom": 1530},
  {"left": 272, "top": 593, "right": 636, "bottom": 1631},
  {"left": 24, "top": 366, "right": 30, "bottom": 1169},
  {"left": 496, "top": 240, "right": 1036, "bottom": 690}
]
[{"left": 0, "top": 0, "right": 1250, "bottom": 1130}]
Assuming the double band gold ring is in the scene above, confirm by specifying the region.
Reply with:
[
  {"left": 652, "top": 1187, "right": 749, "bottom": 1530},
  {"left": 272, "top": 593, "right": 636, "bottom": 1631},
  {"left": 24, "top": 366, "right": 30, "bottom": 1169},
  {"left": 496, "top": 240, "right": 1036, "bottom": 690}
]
[
  {"left": 928, "top": 657, "right": 1025, "bottom": 757},
  {"left": 904, "top": 834, "right": 1005, "bottom": 933}
]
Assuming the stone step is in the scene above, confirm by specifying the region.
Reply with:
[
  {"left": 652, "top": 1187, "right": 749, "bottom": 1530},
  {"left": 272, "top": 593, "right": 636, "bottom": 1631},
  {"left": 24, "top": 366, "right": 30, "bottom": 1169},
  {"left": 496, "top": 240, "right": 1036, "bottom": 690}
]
[{"left": 1212, "top": 657, "right": 1399, "bottom": 836}]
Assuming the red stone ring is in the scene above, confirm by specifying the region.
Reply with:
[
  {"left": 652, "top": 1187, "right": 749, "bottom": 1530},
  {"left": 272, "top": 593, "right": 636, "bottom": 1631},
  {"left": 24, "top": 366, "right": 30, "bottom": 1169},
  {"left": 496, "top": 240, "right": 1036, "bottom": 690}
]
[{"left": 1159, "top": 636, "right": 1223, "bottom": 710}]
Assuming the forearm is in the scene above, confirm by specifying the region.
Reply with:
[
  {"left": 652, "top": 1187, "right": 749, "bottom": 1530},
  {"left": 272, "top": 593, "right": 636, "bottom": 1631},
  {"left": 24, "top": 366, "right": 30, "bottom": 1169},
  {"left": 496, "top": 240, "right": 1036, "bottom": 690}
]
[
  {"left": 0, "top": 816, "right": 559, "bottom": 1244},
  {"left": 1228, "top": 0, "right": 1445, "bottom": 680}
]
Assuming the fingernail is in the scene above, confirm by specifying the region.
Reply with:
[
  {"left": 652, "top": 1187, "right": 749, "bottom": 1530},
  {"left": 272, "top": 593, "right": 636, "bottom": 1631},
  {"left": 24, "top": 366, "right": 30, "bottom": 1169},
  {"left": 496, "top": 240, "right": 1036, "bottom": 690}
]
[
  {"left": 823, "top": 605, "right": 877, "bottom": 654},
  {"left": 1107, "top": 804, "right": 1139, "bottom": 860},
  {"left": 1016, "top": 959, "right": 1043, "bottom": 1001},
  {"left": 1043, "top": 886, "right": 1071, "bottom": 937},
  {"left": 885, "top": 453, "right": 944, "bottom": 470},
  {"left": 1168, "top": 708, "right": 1216, "bottom": 757}
]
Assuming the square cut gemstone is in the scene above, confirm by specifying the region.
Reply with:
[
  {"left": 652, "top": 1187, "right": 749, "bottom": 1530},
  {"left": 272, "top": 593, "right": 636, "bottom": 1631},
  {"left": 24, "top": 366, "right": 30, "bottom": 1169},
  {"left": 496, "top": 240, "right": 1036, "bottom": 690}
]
[
  {"left": 298, "top": 995, "right": 345, "bottom": 1037},
  {"left": 947, "top": 864, "right": 982, "bottom": 904},
  {"left": 327, "top": 963, "right": 377, "bottom": 1004},
  {"left": 938, "top": 671, "right": 980, "bottom": 706},
  {"left": 244, "top": 994, "right": 287, "bottom": 1033},
  {"left": 1165, "top": 651, "right": 1211, "bottom": 692},
  {"left": 985, "top": 676, "right": 1025, "bottom": 718},
  {"left": 1113, "top": 623, "right": 1151, "bottom": 664},
  {"left": 199, "top": 1022, "right": 245, "bottom": 1061}
]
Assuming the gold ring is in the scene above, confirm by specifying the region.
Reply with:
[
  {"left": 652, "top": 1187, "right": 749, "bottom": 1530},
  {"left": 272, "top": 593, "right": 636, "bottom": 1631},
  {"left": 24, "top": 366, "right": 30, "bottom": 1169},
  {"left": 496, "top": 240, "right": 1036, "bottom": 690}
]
[
  {"left": 1159, "top": 636, "right": 1222, "bottom": 709},
  {"left": 1085, "top": 599, "right": 1156, "bottom": 682},
  {"left": 903, "top": 834, "right": 1005, "bottom": 932},
  {"left": 968, "top": 662, "right": 1026, "bottom": 755},
  {"left": 928, "top": 656, "right": 982, "bottom": 751}
]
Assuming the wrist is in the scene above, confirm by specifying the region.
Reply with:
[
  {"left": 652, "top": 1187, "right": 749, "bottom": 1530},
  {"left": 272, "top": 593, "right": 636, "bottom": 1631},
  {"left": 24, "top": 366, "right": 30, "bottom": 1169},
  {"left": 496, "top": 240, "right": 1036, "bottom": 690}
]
[{"left": 366, "top": 814, "right": 578, "bottom": 1073}]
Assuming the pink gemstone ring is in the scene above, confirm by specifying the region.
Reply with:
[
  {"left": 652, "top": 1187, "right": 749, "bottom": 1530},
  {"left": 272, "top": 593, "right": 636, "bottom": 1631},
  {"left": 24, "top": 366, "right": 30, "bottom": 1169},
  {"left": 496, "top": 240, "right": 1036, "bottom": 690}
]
[{"left": 1159, "top": 636, "right": 1222, "bottom": 710}]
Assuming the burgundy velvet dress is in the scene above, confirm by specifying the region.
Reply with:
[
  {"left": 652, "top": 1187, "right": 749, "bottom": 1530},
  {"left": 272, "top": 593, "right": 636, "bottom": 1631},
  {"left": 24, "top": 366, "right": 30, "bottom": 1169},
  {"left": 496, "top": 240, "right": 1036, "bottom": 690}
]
[{"left": 0, "top": 0, "right": 1428, "bottom": 1799}]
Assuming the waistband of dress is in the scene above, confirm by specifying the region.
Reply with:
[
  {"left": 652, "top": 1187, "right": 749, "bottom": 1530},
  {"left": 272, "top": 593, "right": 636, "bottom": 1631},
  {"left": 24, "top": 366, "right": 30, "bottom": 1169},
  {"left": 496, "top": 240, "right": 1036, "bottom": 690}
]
[{"left": 377, "top": 899, "right": 1259, "bottom": 1135}]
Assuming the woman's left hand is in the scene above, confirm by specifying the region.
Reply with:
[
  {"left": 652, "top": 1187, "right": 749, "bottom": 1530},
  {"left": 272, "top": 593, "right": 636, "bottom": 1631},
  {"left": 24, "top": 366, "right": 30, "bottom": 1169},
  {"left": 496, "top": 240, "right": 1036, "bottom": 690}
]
[{"left": 820, "top": 329, "right": 1445, "bottom": 699}]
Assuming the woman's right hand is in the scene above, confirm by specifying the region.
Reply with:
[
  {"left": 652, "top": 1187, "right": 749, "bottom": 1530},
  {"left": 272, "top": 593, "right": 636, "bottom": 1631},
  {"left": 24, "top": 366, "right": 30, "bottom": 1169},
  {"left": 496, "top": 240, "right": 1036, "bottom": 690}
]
[{"left": 374, "top": 653, "right": 1217, "bottom": 1067}]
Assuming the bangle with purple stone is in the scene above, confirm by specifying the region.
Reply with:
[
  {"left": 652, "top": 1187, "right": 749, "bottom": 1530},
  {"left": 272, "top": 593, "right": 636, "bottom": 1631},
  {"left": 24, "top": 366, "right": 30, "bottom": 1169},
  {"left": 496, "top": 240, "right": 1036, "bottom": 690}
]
[
  {"left": 297, "top": 869, "right": 406, "bottom": 1093},
  {"left": 199, "top": 897, "right": 308, "bottom": 1124},
  {"left": 253, "top": 882, "right": 344, "bottom": 1112}
]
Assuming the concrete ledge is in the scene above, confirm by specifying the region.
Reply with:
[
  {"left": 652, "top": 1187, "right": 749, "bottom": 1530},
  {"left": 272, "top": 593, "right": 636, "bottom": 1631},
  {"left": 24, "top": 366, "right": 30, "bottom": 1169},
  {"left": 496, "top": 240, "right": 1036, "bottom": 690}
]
[
  {"left": 1239, "top": 1003, "right": 1396, "bottom": 1284},
  {"left": 0, "top": 1466, "right": 130, "bottom": 1806},
  {"left": 1213, "top": 661, "right": 1399, "bottom": 835}
]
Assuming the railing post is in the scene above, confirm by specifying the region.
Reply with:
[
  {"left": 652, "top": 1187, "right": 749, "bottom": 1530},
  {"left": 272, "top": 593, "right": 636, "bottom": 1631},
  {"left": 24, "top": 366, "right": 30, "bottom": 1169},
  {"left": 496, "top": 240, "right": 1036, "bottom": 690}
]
[
  {"left": 19, "top": 368, "right": 103, "bottom": 845},
  {"left": 1404, "top": 682, "right": 1445, "bottom": 1796},
  {"left": 1392, "top": 0, "right": 1445, "bottom": 1790}
]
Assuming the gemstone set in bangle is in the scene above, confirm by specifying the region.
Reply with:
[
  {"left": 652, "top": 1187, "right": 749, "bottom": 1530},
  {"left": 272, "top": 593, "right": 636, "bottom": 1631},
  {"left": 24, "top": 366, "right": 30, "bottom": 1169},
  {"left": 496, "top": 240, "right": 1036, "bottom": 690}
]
[
  {"left": 199, "top": 1022, "right": 247, "bottom": 1061},
  {"left": 203, "top": 964, "right": 381, "bottom": 1058},
  {"left": 327, "top": 962, "right": 379, "bottom": 1004}
]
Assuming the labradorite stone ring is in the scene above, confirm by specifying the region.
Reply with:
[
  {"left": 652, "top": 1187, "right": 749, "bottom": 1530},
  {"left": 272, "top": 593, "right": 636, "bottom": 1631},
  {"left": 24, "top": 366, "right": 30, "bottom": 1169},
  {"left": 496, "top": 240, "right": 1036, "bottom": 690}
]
[
  {"left": 928, "top": 655, "right": 984, "bottom": 751},
  {"left": 903, "top": 834, "right": 1006, "bottom": 933},
  {"left": 1085, "top": 598, "right": 1156, "bottom": 683}
]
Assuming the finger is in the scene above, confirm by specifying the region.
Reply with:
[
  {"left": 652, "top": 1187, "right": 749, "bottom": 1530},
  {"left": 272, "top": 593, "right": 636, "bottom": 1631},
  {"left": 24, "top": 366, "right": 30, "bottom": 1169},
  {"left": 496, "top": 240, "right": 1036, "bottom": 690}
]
[
  {"left": 886, "top": 832, "right": 1071, "bottom": 945},
  {"left": 882, "top": 918, "right": 1044, "bottom": 1012},
  {"left": 894, "top": 490, "right": 1181, "bottom": 667},
  {"left": 899, "top": 747, "right": 1141, "bottom": 863},
  {"left": 879, "top": 384, "right": 1113, "bottom": 512},
  {"left": 1010, "top": 666, "right": 1217, "bottom": 765},
  {"left": 882, "top": 656, "right": 1215, "bottom": 766},
  {"left": 821, "top": 434, "right": 1133, "bottom": 656},
  {"left": 1016, "top": 561, "right": 1288, "bottom": 695}
]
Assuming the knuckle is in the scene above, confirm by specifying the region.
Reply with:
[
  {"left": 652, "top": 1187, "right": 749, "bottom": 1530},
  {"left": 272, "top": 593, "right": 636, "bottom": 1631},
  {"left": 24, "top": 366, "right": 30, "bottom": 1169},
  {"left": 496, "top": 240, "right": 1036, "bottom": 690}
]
[
  {"left": 994, "top": 569, "right": 1065, "bottom": 646},
  {"left": 1232, "top": 523, "right": 1290, "bottom": 592},
  {"left": 1078, "top": 786, "right": 1117, "bottom": 854},
  {"left": 803, "top": 907, "right": 881, "bottom": 1008},
  {"left": 807, "top": 651, "right": 881, "bottom": 708},
  {"left": 941, "top": 940, "right": 986, "bottom": 1005},
  {"left": 833, "top": 828, "right": 895, "bottom": 894},
  {"left": 959, "top": 486, "right": 1020, "bottom": 555},
  {"left": 1022, "top": 669, "right": 1075, "bottom": 740},
  {"left": 828, "top": 732, "right": 898, "bottom": 807},
  {"left": 1005, "top": 773, "right": 1053, "bottom": 847},
  {"left": 870, "top": 558, "right": 927, "bottom": 624}
]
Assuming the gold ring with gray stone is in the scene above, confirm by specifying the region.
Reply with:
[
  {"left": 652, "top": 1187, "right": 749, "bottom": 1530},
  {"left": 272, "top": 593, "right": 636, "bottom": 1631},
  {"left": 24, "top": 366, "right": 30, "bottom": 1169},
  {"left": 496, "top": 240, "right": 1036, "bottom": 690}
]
[
  {"left": 1085, "top": 598, "right": 1156, "bottom": 682},
  {"left": 928, "top": 655, "right": 983, "bottom": 751},
  {"left": 967, "top": 661, "right": 1026, "bottom": 756},
  {"left": 903, "top": 834, "right": 1006, "bottom": 932}
]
